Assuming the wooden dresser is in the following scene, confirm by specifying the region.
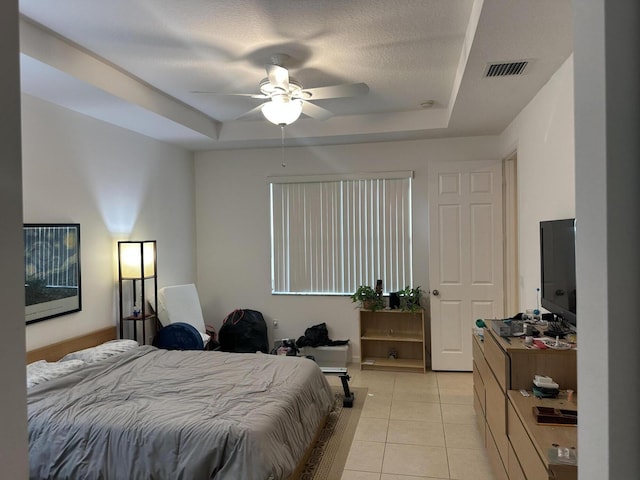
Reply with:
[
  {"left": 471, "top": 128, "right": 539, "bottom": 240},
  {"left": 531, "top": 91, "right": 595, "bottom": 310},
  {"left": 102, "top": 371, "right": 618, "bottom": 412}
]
[{"left": 473, "top": 322, "right": 577, "bottom": 480}]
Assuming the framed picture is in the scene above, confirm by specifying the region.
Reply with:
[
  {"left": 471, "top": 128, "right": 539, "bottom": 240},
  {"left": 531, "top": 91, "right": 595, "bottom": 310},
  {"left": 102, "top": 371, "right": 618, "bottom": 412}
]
[{"left": 24, "top": 223, "right": 81, "bottom": 324}]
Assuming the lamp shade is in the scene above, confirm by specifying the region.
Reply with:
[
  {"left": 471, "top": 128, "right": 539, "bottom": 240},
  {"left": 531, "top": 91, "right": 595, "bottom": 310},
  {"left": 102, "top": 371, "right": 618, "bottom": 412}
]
[
  {"left": 261, "top": 97, "right": 303, "bottom": 126},
  {"left": 119, "top": 241, "right": 156, "bottom": 279}
]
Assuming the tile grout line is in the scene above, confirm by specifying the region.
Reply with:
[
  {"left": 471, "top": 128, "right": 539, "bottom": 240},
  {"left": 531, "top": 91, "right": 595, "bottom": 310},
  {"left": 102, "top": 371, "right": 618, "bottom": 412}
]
[
  {"left": 436, "top": 375, "right": 454, "bottom": 479},
  {"left": 342, "top": 370, "right": 485, "bottom": 480}
]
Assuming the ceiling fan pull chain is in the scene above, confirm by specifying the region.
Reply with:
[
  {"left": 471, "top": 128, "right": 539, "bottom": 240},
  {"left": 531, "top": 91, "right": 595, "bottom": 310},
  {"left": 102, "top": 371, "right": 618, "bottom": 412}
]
[{"left": 281, "top": 126, "right": 286, "bottom": 168}]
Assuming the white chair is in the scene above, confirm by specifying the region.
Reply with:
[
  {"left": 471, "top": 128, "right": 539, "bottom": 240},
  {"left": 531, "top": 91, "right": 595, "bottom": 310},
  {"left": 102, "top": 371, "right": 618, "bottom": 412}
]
[{"left": 157, "top": 284, "right": 214, "bottom": 348}]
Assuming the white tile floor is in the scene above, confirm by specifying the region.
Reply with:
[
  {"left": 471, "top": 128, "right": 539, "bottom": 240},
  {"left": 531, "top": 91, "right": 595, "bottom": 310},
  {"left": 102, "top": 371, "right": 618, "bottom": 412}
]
[{"left": 326, "top": 366, "right": 496, "bottom": 480}]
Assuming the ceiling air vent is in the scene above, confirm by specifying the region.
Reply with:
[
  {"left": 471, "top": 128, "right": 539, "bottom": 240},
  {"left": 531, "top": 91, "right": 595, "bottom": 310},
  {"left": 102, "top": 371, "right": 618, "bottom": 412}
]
[{"left": 484, "top": 61, "right": 529, "bottom": 77}]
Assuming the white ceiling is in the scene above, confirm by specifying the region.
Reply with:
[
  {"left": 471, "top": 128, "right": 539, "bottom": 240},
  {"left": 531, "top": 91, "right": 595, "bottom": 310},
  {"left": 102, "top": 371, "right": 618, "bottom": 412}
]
[{"left": 18, "top": 0, "right": 572, "bottom": 151}]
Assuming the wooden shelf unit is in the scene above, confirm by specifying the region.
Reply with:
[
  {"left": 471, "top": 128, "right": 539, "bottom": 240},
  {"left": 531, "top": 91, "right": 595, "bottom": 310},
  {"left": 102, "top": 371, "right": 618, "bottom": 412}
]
[
  {"left": 119, "top": 277, "right": 158, "bottom": 345},
  {"left": 359, "top": 309, "right": 428, "bottom": 373}
]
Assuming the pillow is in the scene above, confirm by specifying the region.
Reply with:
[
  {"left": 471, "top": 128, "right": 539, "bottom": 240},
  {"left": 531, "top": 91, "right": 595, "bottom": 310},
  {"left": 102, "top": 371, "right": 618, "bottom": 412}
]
[
  {"left": 27, "top": 359, "right": 86, "bottom": 388},
  {"left": 60, "top": 339, "right": 139, "bottom": 364}
]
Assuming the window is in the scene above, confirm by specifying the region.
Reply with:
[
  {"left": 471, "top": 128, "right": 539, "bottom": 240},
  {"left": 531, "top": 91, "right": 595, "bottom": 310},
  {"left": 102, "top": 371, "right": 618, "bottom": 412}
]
[{"left": 270, "top": 171, "right": 413, "bottom": 294}]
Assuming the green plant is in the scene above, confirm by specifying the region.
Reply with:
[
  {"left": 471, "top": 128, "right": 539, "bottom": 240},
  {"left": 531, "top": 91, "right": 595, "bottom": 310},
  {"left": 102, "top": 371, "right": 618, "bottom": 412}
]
[
  {"left": 350, "top": 285, "right": 384, "bottom": 311},
  {"left": 398, "top": 285, "right": 423, "bottom": 311}
]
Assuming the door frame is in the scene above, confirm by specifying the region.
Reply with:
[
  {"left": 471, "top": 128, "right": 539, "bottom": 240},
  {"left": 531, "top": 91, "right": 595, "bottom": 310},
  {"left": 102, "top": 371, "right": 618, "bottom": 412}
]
[{"left": 503, "top": 152, "right": 519, "bottom": 316}]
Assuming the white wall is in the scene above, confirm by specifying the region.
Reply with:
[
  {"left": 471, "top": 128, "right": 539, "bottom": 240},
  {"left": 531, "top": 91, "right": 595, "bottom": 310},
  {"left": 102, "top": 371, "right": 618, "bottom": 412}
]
[
  {"left": 0, "top": 0, "right": 28, "bottom": 475},
  {"left": 194, "top": 136, "right": 500, "bottom": 360},
  {"left": 574, "top": 1, "right": 640, "bottom": 478},
  {"left": 22, "top": 95, "right": 197, "bottom": 350},
  {"left": 497, "top": 29, "right": 640, "bottom": 476},
  {"left": 499, "top": 56, "right": 575, "bottom": 311}
]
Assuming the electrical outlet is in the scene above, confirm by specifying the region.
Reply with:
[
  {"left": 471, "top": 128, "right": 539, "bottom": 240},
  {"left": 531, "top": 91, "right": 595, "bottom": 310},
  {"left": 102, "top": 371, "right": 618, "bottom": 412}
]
[{"left": 273, "top": 319, "right": 279, "bottom": 329}]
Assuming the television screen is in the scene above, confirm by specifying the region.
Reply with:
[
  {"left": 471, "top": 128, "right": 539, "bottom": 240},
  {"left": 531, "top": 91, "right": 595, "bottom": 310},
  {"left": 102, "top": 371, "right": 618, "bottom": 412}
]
[{"left": 540, "top": 218, "right": 576, "bottom": 327}]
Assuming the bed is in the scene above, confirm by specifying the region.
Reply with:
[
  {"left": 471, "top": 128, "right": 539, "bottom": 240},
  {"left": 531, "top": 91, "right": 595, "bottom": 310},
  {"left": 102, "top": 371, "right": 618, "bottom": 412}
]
[{"left": 26, "top": 328, "right": 334, "bottom": 480}]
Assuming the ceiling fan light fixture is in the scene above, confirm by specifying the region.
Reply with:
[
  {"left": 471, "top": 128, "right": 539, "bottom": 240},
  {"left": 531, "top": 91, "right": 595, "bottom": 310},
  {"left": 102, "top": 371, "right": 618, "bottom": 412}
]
[
  {"left": 262, "top": 97, "right": 303, "bottom": 126},
  {"left": 259, "top": 77, "right": 303, "bottom": 96}
]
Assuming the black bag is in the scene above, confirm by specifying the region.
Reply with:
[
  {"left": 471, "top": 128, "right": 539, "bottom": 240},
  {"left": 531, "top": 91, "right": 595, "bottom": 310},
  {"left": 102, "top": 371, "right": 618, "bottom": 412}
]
[
  {"left": 219, "top": 309, "right": 269, "bottom": 353},
  {"left": 296, "top": 322, "right": 350, "bottom": 348},
  {"left": 296, "top": 323, "right": 330, "bottom": 347}
]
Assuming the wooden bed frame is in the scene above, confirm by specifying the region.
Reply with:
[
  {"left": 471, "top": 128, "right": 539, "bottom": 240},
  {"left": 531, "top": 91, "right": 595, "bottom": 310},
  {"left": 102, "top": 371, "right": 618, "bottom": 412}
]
[
  {"left": 25, "top": 325, "right": 325, "bottom": 479},
  {"left": 26, "top": 326, "right": 117, "bottom": 364}
]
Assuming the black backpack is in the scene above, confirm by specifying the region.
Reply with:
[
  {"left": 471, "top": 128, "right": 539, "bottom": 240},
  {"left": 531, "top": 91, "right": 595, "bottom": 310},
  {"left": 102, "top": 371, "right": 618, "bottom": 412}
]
[{"left": 218, "top": 309, "right": 269, "bottom": 353}]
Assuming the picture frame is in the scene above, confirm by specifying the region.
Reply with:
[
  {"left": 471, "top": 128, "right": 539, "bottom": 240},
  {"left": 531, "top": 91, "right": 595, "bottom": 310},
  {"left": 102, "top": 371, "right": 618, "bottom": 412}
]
[{"left": 24, "top": 223, "right": 82, "bottom": 324}]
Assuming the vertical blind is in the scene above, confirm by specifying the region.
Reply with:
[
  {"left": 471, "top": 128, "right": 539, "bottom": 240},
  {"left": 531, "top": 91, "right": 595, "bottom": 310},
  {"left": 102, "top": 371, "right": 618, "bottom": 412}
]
[{"left": 270, "top": 172, "right": 413, "bottom": 294}]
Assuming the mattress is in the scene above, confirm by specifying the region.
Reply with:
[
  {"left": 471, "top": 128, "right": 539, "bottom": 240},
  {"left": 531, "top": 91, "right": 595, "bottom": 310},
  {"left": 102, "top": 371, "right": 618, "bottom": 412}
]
[{"left": 28, "top": 346, "right": 334, "bottom": 480}]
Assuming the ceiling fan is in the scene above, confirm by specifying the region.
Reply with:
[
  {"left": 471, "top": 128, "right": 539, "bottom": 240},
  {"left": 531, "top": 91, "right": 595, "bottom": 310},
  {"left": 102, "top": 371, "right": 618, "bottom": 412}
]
[{"left": 194, "top": 54, "right": 369, "bottom": 126}]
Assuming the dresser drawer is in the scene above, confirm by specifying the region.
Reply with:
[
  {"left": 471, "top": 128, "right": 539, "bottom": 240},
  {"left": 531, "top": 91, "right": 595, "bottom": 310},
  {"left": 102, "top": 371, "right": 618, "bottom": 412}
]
[
  {"left": 485, "top": 365, "right": 508, "bottom": 465},
  {"left": 472, "top": 334, "right": 491, "bottom": 385},
  {"left": 507, "top": 400, "right": 549, "bottom": 480},
  {"left": 508, "top": 441, "right": 527, "bottom": 480},
  {"left": 473, "top": 362, "right": 486, "bottom": 416},
  {"left": 472, "top": 332, "right": 484, "bottom": 360},
  {"left": 486, "top": 427, "right": 508, "bottom": 480},
  {"left": 473, "top": 387, "right": 486, "bottom": 446},
  {"left": 484, "top": 331, "right": 508, "bottom": 391}
]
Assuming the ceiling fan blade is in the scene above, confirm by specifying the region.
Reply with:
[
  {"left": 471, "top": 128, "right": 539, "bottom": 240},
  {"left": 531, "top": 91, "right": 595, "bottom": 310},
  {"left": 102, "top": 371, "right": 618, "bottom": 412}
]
[
  {"left": 267, "top": 64, "right": 290, "bottom": 92},
  {"left": 190, "top": 91, "right": 269, "bottom": 99},
  {"left": 301, "top": 100, "right": 333, "bottom": 121},
  {"left": 233, "top": 103, "right": 266, "bottom": 120},
  {"left": 301, "top": 82, "right": 369, "bottom": 100}
]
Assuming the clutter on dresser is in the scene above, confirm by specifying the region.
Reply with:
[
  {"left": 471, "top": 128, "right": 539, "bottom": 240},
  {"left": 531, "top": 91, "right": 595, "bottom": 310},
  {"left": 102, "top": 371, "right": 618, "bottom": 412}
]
[
  {"left": 548, "top": 444, "right": 578, "bottom": 466},
  {"left": 532, "top": 374, "right": 560, "bottom": 398},
  {"left": 490, "top": 316, "right": 540, "bottom": 337},
  {"left": 533, "top": 406, "right": 578, "bottom": 426}
]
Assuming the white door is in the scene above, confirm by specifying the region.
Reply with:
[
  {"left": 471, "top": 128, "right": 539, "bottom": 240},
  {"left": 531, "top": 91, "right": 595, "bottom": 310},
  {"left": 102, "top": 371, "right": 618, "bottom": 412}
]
[{"left": 428, "top": 160, "right": 504, "bottom": 371}]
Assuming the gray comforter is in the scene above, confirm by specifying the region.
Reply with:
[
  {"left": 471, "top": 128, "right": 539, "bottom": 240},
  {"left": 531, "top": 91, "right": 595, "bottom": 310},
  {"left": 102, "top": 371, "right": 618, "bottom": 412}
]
[{"left": 28, "top": 347, "right": 334, "bottom": 480}]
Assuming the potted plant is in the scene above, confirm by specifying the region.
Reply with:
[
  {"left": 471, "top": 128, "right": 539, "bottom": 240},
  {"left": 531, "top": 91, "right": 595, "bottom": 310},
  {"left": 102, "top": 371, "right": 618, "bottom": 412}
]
[
  {"left": 398, "top": 285, "right": 423, "bottom": 312},
  {"left": 350, "top": 285, "right": 384, "bottom": 311}
]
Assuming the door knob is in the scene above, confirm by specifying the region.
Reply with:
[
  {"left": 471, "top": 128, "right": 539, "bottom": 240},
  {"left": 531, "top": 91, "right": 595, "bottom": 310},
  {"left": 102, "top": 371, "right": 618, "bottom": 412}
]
[{"left": 432, "top": 289, "right": 440, "bottom": 296}]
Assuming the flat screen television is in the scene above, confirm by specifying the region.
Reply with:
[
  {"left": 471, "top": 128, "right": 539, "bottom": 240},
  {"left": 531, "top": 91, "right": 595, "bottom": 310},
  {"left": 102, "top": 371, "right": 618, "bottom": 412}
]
[{"left": 540, "top": 218, "right": 577, "bottom": 329}]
